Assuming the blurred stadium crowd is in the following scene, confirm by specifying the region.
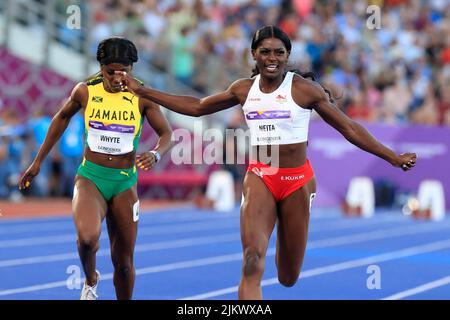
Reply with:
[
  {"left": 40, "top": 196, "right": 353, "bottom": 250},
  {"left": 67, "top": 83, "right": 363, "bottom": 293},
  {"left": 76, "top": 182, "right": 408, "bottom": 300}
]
[
  {"left": 85, "top": 0, "right": 450, "bottom": 125},
  {"left": 1, "top": 0, "right": 449, "bottom": 200}
]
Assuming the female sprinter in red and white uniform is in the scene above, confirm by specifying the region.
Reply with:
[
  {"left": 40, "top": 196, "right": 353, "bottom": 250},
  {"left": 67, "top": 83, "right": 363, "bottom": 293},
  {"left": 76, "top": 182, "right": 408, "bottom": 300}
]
[{"left": 118, "top": 26, "right": 417, "bottom": 299}]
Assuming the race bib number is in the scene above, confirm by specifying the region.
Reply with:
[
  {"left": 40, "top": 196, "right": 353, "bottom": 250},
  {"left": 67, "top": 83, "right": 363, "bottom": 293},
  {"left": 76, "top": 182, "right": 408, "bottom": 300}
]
[{"left": 87, "top": 120, "right": 135, "bottom": 155}]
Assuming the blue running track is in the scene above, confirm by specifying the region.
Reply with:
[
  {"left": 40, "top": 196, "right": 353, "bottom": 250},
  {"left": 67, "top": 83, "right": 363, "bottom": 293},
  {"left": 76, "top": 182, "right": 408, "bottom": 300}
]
[{"left": 1, "top": 206, "right": 449, "bottom": 300}]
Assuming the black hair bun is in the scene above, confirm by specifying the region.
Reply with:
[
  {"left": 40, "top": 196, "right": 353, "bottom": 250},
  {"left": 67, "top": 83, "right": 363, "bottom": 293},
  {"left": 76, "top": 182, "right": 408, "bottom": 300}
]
[{"left": 96, "top": 37, "right": 138, "bottom": 65}]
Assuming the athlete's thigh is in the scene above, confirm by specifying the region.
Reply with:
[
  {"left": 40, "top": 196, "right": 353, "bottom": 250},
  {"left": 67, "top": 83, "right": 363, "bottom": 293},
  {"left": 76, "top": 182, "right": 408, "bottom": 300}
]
[
  {"left": 72, "top": 175, "right": 107, "bottom": 235},
  {"left": 107, "top": 186, "right": 139, "bottom": 252},
  {"left": 240, "top": 172, "right": 277, "bottom": 250},
  {"left": 276, "top": 177, "right": 316, "bottom": 267}
]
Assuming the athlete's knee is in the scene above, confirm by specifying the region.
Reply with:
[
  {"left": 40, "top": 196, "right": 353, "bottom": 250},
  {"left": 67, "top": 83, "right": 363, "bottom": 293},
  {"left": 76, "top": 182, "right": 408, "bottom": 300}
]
[
  {"left": 77, "top": 232, "right": 100, "bottom": 251},
  {"left": 112, "top": 255, "right": 134, "bottom": 278},
  {"left": 278, "top": 270, "right": 300, "bottom": 287},
  {"left": 116, "top": 264, "right": 132, "bottom": 278},
  {"left": 242, "top": 247, "right": 264, "bottom": 277}
]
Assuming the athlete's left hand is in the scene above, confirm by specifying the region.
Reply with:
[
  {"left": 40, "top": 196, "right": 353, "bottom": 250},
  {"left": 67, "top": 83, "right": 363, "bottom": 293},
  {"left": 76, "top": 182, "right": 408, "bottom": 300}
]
[
  {"left": 115, "top": 71, "right": 140, "bottom": 94},
  {"left": 136, "top": 152, "right": 157, "bottom": 171}
]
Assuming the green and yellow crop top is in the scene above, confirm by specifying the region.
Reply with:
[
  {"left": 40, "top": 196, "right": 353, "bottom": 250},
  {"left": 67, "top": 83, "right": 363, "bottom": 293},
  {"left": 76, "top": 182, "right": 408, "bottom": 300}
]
[{"left": 85, "top": 76, "right": 144, "bottom": 155}]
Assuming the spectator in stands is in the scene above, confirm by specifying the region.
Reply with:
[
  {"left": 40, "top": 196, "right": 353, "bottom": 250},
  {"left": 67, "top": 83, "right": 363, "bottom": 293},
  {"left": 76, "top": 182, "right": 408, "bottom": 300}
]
[
  {"left": 437, "top": 83, "right": 450, "bottom": 125},
  {"left": 57, "top": 112, "right": 84, "bottom": 197},
  {"left": 83, "top": 0, "right": 449, "bottom": 122},
  {"left": 0, "top": 136, "right": 11, "bottom": 198},
  {"left": 346, "top": 91, "right": 374, "bottom": 122},
  {"left": 28, "top": 107, "right": 52, "bottom": 197},
  {"left": 0, "top": 109, "right": 26, "bottom": 201},
  {"left": 171, "top": 26, "right": 196, "bottom": 87},
  {"left": 380, "top": 74, "right": 412, "bottom": 124},
  {"left": 410, "top": 93, "right": 439, "bottom": 125},
  {"left": 0, "top": 108, "right": 11, "bottom": 198}
]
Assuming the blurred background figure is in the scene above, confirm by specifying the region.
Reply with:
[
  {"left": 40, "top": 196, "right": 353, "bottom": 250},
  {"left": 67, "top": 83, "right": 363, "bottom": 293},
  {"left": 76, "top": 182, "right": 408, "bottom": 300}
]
[
  {"left": 0, "top": 107, "right": 27, "bottom": 201},
  {"left": 171, "top": 26, "right": 195, "bottom": 87},
  {"left": 27, "top": 107, "right": 52, "bottom": 197},
  {"left": 56, "top": 112, "right": 84, "bottom": 197}
]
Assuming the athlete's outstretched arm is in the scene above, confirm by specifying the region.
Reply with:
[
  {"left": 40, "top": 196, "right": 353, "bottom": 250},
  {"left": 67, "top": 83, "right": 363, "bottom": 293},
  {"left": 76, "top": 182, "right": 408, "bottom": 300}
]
[
  {"left": 136, "top": 100, "right": 174, "bottom": 171},
  {"left": 117, "top": 71, "right": 242, "bottom": 117},
  {"left": 18, "top": 83, "right": 86, "bottom": 190},
  {"left": 301, "top": 81, "right": 416, "bottom": 171}
]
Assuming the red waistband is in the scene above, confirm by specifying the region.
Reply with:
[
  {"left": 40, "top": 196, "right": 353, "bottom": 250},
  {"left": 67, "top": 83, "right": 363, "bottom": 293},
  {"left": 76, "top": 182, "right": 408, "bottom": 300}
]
[{"left": 247, "top": 159, "right": 313, "bottom": 175}]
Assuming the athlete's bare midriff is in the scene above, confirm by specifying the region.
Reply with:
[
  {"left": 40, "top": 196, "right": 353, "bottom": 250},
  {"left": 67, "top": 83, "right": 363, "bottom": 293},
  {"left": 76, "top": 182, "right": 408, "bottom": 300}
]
[
  {"left": 84, "top": 147, "right": 136, "bottom": 169},
  {"left": 251, "top": 142, "right": 307, "bottom": 168}
]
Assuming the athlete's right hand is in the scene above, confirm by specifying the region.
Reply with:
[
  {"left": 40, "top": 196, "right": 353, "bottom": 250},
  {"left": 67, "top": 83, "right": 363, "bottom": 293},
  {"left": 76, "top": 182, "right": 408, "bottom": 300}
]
[
  {"left": 393, "top": 153, "right": 417, "bottom": 172},
  {"left": 18, "top": 163, "right": 40, "bottom": 190}
]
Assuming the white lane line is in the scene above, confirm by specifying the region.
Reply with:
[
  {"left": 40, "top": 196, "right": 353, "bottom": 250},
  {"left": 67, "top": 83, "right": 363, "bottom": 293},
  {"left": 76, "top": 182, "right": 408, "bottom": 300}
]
[
  {"left": 2, "top": 219, "right": 450, "bottom": 267},
  {"left": 0, "top": 233, "right": 240, "bottom": 268},
  {"left": 180, "top": 238, "right": 450, "bottom": 300},
  {"left": 1, "top": 211, "right": 444, "bottom": 249},
  {"left": 307, "top": 222, "right": 450, "bottom": 249},
  {"left": 381, "top": 276, "right": 450, "bottom": 300},
  {"left": 0, "top": 214, "right": 353, "bottom": 236},
  {"left": 0, "top": 280, "right": 70, "bottom": 296},
  {"left": 0, "top": 206, "right": 408, "bottom": 235},
  {"left": 0, "top": 206, "right": 197, "bottom": 226},
  {"left": 0, "top": 219, "right": 240, "bottom": 248},
  {"left": 0, "top": 234, "right": 75, "bottom": 248},
  {"left": 0, "top": 221, "right": 75, "bottom": 234},
  {"left": 1, "top": 206, "right": 341, "bottom": 230},
  {"left": 0, "top": 212, "right": 240, "bottom": 235},
  {"left": 138, "top": 220, "right": 238, "bottom": 236},
  {"left": 2, "top": 236, "right": 450, "bottom": 297},
  {"left": 0, "top": 252, "right": 243, "bottom": 296},
  {"left": 309, "top": 215, "right": 410, "bottom": 233}
]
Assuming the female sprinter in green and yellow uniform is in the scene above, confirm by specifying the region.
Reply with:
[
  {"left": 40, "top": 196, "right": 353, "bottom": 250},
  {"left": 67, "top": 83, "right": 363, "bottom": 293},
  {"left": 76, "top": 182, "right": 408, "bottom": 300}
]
[{"left": 19, "top": 37, "right": 173, "bottom": 300}]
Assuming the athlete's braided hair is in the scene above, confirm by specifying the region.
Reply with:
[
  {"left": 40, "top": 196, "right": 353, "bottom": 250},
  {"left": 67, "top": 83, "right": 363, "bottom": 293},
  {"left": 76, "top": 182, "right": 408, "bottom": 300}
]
[
  {"left": 96, "top": 37, "right": 138, "bottom": 66},
  {"left": 250, "top": 26, "right": 336, "bottom": 104}
]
